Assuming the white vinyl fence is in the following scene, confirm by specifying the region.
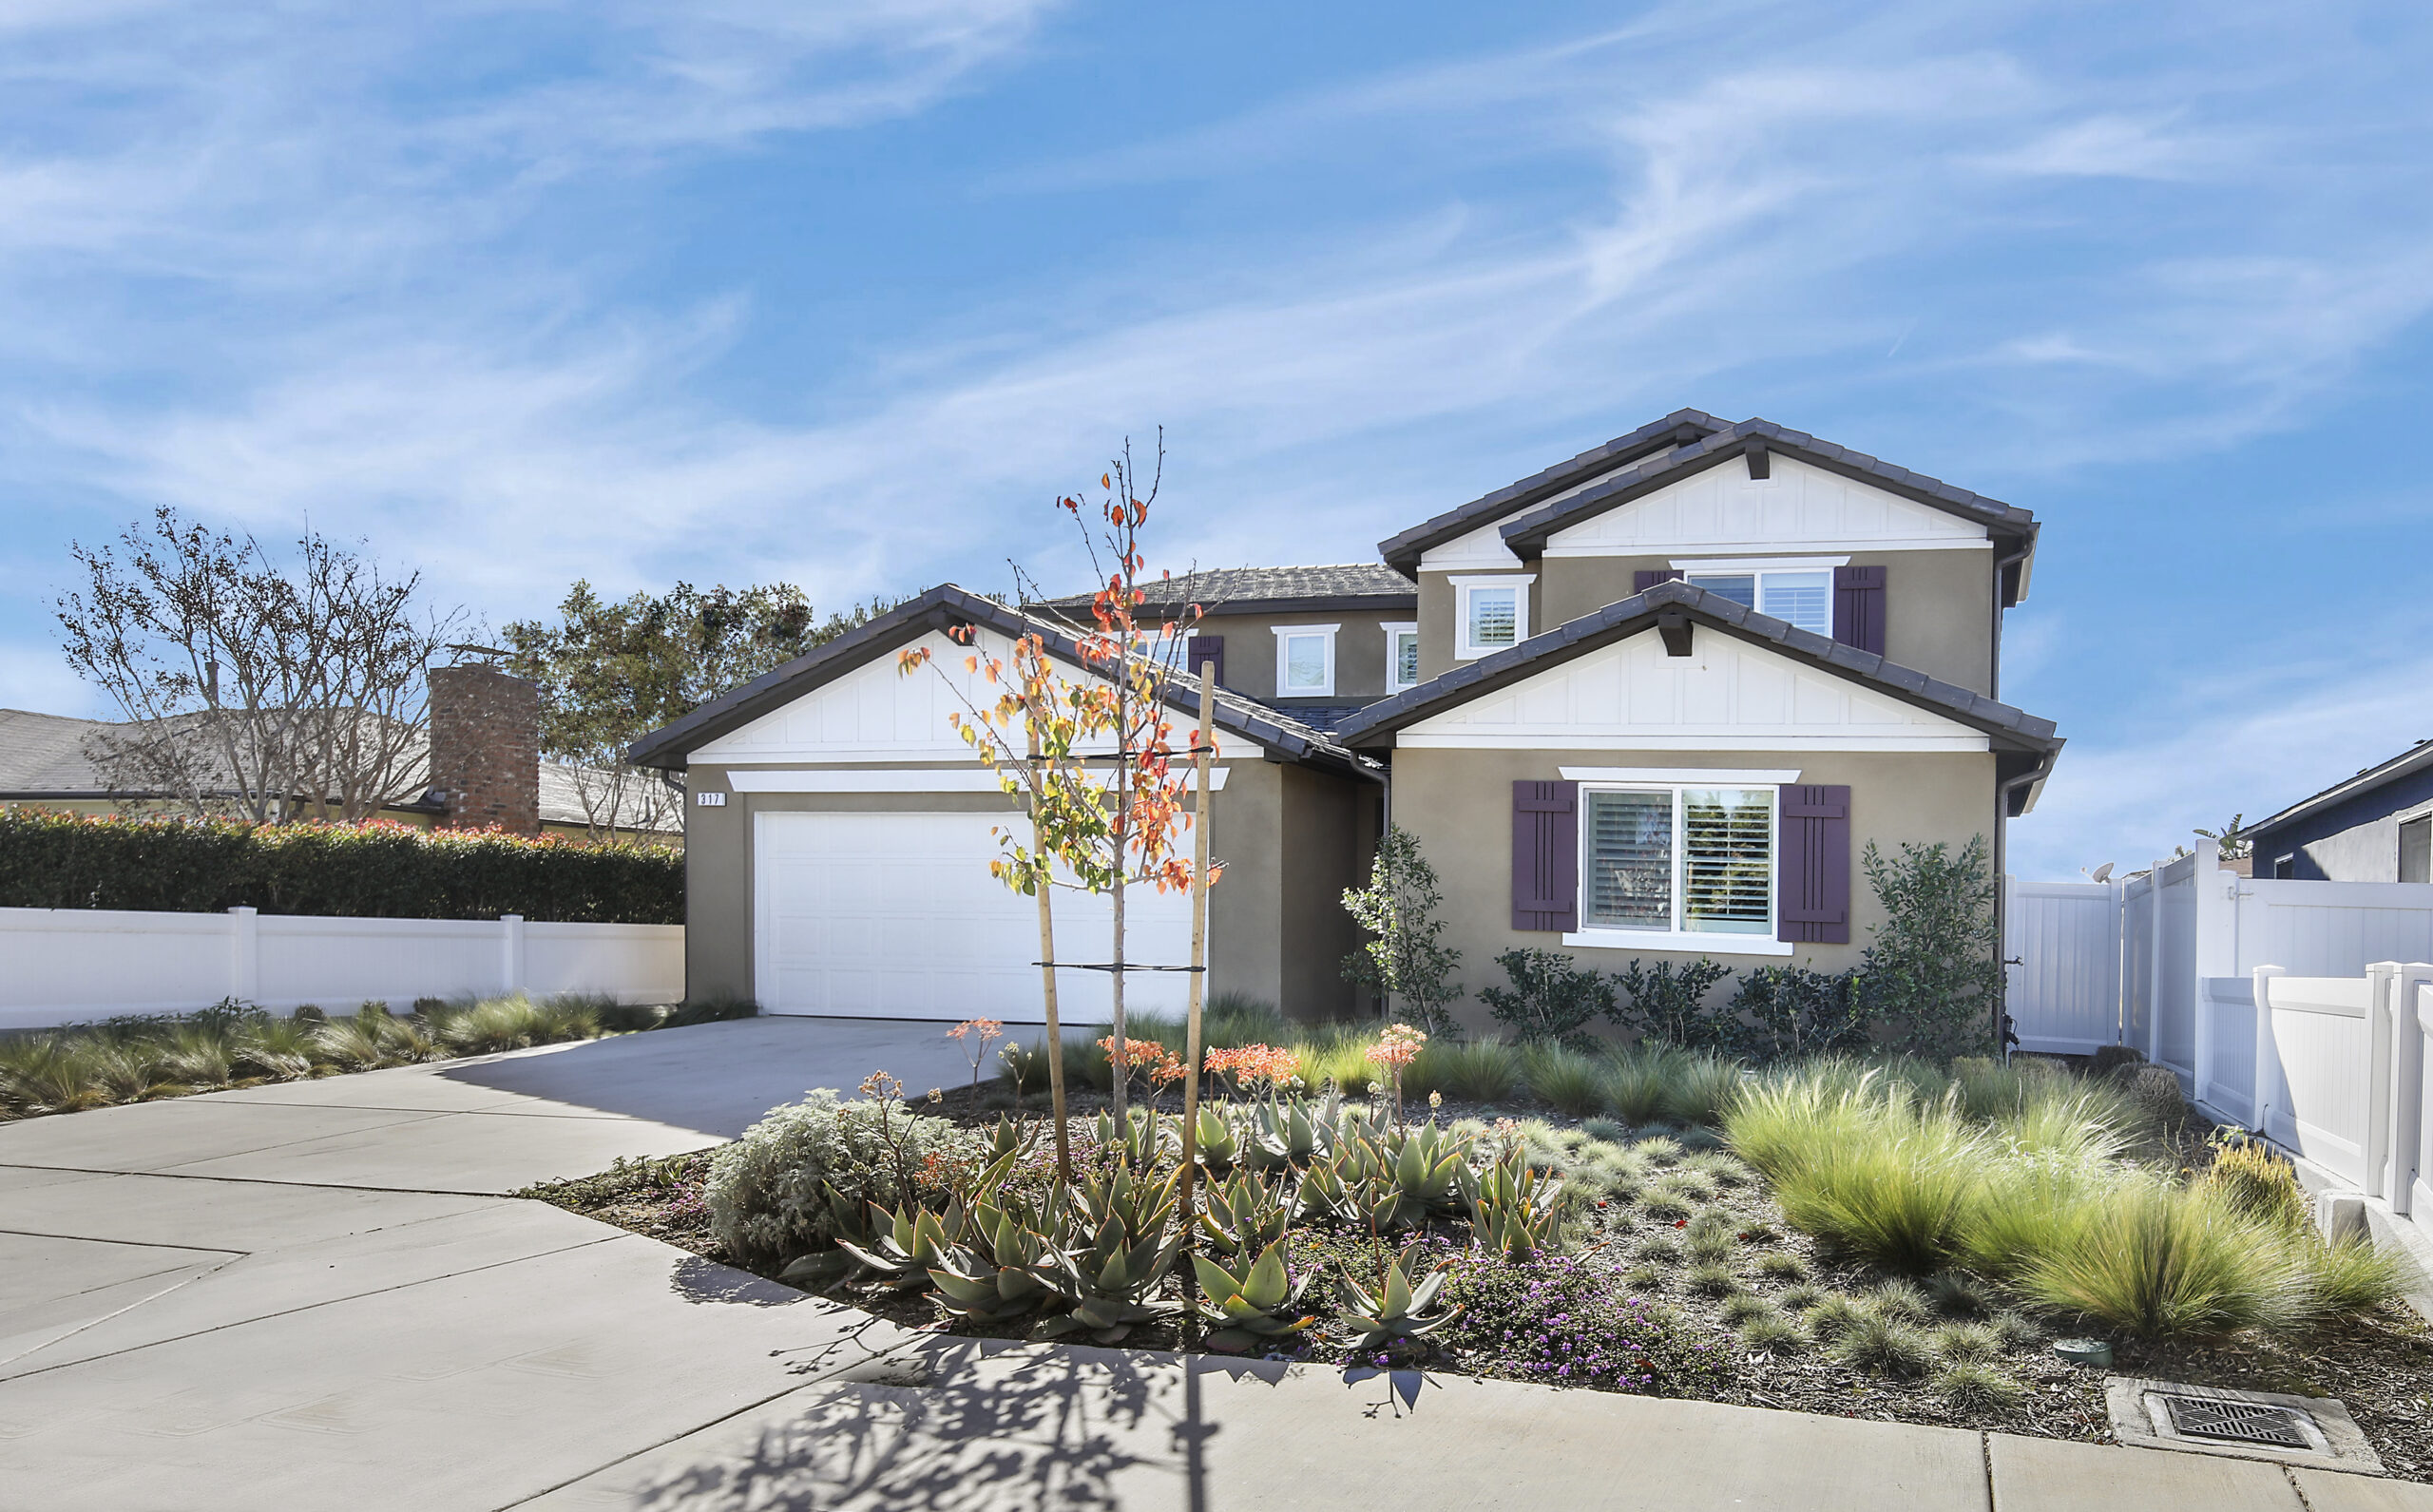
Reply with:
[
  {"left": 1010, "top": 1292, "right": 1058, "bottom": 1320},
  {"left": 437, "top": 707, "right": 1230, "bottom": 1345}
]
[
  {"left": 2231, "top": 965, "right": 2432, "bottom": 1248},
  {"left": 0, "top": 907, "right": 684, "bottom": 1032},
  {"left": 2005, "top": 861, "right": 2433, "bottom": 1082}
]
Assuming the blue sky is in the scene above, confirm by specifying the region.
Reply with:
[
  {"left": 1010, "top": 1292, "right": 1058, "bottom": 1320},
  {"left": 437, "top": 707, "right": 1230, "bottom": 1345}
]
[{"left": 2, "top": 0, "right": 2429, "bottom": 878}]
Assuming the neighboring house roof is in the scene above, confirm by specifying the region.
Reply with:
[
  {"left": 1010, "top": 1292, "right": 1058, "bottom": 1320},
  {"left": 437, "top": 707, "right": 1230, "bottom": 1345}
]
[
  {"left": 625, "top": 584, "right": 1375, "bottom": 777},
  {"left": 0, "top": 706, "right": 677, "bottom": 833},
  {"left": 2246, "top": 737, "right": 2433, "bottom": 841},
  {"left": 1377, "top": 409, "right": 1733, "bottom": 575},
  {"left": 1033, "top": 563, "right": 1415, "bottom": 617},
  {"left": 1331, "top": 580, "right": 2064, "bottom": 814}
]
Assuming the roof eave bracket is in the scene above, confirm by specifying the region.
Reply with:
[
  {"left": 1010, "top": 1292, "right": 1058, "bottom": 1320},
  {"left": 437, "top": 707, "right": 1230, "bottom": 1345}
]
[
  {"left": 1743, "top": 437, "right": 1771, "bottom": 481},
  {"left": 1657, "top": 610, "right": 1695, "bottom": 658}
]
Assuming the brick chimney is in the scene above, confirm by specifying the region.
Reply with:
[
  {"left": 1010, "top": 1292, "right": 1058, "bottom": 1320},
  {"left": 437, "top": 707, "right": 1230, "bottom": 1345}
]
[{"left": 428, "top": 664, "right": 541, "bottom": 834}]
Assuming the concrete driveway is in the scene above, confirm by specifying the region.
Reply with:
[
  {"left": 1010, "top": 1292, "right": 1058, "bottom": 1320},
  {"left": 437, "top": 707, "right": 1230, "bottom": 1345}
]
[{"left": 2, "top": 1016, "right": 2424, "bottom": 1511}]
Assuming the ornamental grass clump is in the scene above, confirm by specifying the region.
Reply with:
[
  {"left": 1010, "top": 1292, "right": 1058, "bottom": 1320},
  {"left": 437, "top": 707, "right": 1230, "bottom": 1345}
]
[
  {"left": 2010, "top": 1177, "right": 2306, "bottom": 1340},
  {"left": 1522, "top": 1044, "right": 1608, "bottom": 1117},
  {"left": 1832, "top": 1313, "right": 1934, "bottom": 1378},
  {"left": 1933, "top": 1361, "right": 2025, "bottom": 1411}
]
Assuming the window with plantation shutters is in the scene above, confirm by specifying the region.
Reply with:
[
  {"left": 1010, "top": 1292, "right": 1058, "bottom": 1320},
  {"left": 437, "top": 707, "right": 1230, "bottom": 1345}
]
[{"left": 1576, "top": 783, "right": 1775, "bottom": 941}]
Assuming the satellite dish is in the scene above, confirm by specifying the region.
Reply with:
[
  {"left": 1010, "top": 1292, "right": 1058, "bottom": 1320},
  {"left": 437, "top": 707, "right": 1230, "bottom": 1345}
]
[{"left": 2091, "top": 863, "right": 2115, "bottom": 883}]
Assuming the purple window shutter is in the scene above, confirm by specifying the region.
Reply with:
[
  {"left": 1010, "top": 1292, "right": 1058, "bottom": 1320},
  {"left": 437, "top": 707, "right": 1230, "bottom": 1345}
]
[
  {"left": 1186, "top": 635, "right": 1225, "bottom": 688},
  {"left": 1511, "top": 780, "right": 1580, "bottom": 931},
  {"left": 1832, "top": 566, "right": 1886, "bottom": 654},
  {"left": 1634, "top": 569, "right": 1685, "bottom": 593},
  {"left": 1777, "top": 785, "right": 1851, "bottom": 944}
]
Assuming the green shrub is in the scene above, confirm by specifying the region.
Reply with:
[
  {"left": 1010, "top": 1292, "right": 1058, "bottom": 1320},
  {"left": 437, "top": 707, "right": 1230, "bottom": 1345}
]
[
  {"left": 705, "top": 1089, "right": 979, "bottom": 1266},
  {"left": 1724, "top": 966, "right": 1868, "bottom": 1062},
  {"left": 0, "top": 810, "right": 681, "bottom": 923},
  {"left": 1479, "top": 949, "right": 1614, "bottom": 1049},
  {"left": 1609, "top": 958, "right": 1734, "bottom": 1049},
  {"left": 1339, "top": 825, "right": 1465, "bottom": 1036},
  {"left": 1852, "top": 836, "right": 2004, "bottom": 1057}
]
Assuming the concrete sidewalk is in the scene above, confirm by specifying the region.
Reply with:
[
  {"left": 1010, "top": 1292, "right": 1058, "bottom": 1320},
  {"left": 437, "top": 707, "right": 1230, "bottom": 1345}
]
[{"left": 2, "top": 1017, "right": 2424, "bottom": 1511}]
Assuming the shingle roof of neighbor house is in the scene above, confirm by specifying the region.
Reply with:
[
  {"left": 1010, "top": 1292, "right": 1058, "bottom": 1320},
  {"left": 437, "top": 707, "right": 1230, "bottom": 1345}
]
[
  {"left": 626, "top": 584, "right": 1374, "bottom": 777},
  {"left": 1035, "top": 564, "right": 1414, "bottom": 617},
  {"left": 0, "top": 707, "right": 679, "bottom": 833},
  {"left": 1331, "top": 581, "right": 2063, "bottom": 814},
  {"left": 2247, "top": 737, "right": 2433, "bottom": 836},
  {"left": 1378, "top": 411, "right": 2041, "bottom": 607}
]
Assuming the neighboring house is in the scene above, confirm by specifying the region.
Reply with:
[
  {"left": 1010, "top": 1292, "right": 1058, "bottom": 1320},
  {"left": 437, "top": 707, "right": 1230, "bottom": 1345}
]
[
  {"left": 631, "top": 409, "right": 2064, "bottom": 1024},
  {"left": 0, "top": 667, "right": 682, "bottom": 844},
  {"left": 2243, "top": 738, "right": 2433, "bottom": 883}
]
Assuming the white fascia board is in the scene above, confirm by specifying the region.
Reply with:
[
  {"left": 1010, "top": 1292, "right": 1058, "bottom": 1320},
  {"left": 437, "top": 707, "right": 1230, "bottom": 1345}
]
[
  {"left": 1561, "top": 929, "right": 1794, "bottom": 958},
  {"left": 1667, "top": 556, "right": 1849, "bottom": 572},
  {"left": 1445, "top": 573, "right": 1536, "bottom": 587},
  {"left": 1560, "top": 767, "right": 1803, "bottom": 784},
  {"left": 1381, "top": 621, "right": 1417, "bottom": 636},
  {"left": 1547, "top": 536, "right": 1990, "bottom": 559},
  {"left": 725, "top": 768, "right": 1229, "bottom": 794},
  {"left": 1399, "top": 733, "right": 1989, "bottom": 752}
]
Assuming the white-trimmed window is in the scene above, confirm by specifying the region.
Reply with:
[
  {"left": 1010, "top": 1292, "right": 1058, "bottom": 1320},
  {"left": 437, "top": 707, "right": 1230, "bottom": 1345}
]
[
  {"left": 1572, "top": 782, "right": 1783, "bottom": 951},
  {"left": 1383, "top": 622, "right": 1419, "bottom": 693},
  {"left": 1669, "top": 557, "right": 1842, "bottom": 637},
  {"left": 1272, "top": 624, "right": 1338, "bottom": 697},
  {"left": 1451, "top": 574, "right": 1533, "bottom": 660}
]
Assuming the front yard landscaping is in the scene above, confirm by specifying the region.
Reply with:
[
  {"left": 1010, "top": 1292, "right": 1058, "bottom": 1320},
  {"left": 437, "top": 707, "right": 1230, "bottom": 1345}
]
[{"left": 525, "top": 1009, "right": 2433, "bottom": 1480}]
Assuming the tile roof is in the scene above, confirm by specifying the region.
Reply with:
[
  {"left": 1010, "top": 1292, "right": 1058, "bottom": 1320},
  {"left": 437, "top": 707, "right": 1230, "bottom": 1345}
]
[
  {"left": 627, "top": 584, "right": 1375, "bottom": 777},
  {"left": 1333, "top": 580, "right": 2062, "bottom": 756},
  {"left": 1036, "top": 563, "right": 1414, "bottom": 613}
]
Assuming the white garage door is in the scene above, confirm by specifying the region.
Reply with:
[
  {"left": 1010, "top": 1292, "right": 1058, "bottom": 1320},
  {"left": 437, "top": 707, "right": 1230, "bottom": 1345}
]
[{"left": 755, "top": 810, "right": 1196, "bottom": 1022}]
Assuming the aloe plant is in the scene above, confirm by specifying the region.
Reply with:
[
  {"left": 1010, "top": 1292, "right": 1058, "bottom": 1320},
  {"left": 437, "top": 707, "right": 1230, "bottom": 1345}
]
[
  {"left": 981, "top": 1115, "right": 1036, "bottom": 1163},
  {"left": 1193, "top": 1239, "right": 1314, "bottom": 1352},
  {"left": 1097, "top": 1106, "right": 1175, "bottom": 1171},
  {"left": 1247, "top": 1091, "right": 1340, "bottom": 1171},
  {"left": 928, "top": 1196, "right": 1060, "bottom": 1323},
  {"left": 1468, "top": 1150, "right": 1563, "bottom": 1260},
  {"left": 835, "top": 1196, "right": 971, "bottom": 1291},
  {"left": 776, "top": 1178, "right": 882, "bottom": 1292},
  {"left": 1375, "top": 1123, "right": 1470, "bottom": 1228},
  {"left": 1076, "top": 1162, "right": 1181, "bottom": 1247},
  {"left": 1338, "top": 1243, "right": 1463, "bottom": 1350},
  {"left": 1192, "top": 1103, "right": 1241, "bottom": 1168},
  {"left": 1198, "top": 1169, "right": 1290, "bottom": 1256},
  {"left": 1035, "top": 1213, "right": 1184, "bottom": 1344}
]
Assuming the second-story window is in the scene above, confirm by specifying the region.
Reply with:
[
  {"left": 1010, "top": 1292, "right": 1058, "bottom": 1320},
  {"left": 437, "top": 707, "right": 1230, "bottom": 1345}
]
[
  {"left": 1384, "top": 622, "right": 1419, "bottom": 693},
  {"left": 1273, "top": 624, "right": 1338, "bottom": 697},
  {"left": 1452, "top": 574, "right": 1534, "bottom": 660},
  {"left": 1676, "top": 565, "right": 1834, "bottom": 637}
]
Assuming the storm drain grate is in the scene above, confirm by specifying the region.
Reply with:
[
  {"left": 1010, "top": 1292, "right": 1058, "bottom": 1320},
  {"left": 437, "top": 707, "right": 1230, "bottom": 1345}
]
[{"left": 2155, "top": 1394, "right": 2313, "bottom": 1448}]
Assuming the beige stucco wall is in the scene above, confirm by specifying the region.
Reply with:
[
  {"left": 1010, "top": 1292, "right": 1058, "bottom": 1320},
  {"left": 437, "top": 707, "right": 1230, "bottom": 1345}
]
[
  {"left": 1387, "top": 745, "right": 2000, "bottom": 1037},
  {"left": 1536, "top": 549, "right": 1998, "bottom": 696},
  {"left": 1415, "top": 569, "right": 1541, "bottom": 683},
  {"left": 1189, "top": 608, "right": 1408, "bottom": 708},
  {"left": 680, "top": 755, "right": 1367, "bottom": 1022}
]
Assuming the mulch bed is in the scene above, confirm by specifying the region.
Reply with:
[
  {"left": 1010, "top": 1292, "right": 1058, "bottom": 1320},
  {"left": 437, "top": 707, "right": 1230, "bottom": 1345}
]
[{"left": 524, "top": 1083, "right": 2433, "bottom": 1481}]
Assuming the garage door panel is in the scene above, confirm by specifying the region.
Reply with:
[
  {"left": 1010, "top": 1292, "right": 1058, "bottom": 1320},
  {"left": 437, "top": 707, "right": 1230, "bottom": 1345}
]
[{"left": 755, "top": 810, "right": 1194, "bottom": 1022}]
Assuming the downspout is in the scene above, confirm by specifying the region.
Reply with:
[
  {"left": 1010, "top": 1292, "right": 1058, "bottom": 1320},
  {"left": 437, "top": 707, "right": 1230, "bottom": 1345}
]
[{"left": 1994, "top": 757, "right": 2056, "bottom": 1057}]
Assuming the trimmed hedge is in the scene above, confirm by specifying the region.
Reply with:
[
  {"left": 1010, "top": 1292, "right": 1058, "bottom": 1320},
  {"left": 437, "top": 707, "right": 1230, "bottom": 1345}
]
[{"left": 0, "top": 811, "right": 681, "bottom": 925}]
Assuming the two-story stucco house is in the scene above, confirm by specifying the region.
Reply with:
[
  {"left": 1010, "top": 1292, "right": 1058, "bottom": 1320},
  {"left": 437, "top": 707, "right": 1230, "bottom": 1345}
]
[{"left": 629, "top": 410, "right": 2063, "bottom": 1028}]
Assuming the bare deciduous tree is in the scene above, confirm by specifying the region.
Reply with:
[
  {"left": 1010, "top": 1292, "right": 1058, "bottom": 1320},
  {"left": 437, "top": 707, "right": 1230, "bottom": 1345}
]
[{"left": 55, "top": 507, "right": 463, "bottom": 823}]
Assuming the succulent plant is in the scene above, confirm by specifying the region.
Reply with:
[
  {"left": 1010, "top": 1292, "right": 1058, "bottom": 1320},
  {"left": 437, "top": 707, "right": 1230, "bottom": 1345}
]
[
  {"left": 927, "top": 1196, "right": 1060, "bottom": 1323},
  {"left": 1247, "top": 1091, "right": 1340, "bottom": 1171},
  {"left": 776, "top": 1179, "right": 882, "bottom": 1292},
  {"left": 1035, "top": 1212, "right": 1184, "bottom": 1344},
  {"left": 1193, "top": 1239, "right": 1314, "bottom": 1352},
  {"left": 981, "top": 1115, "right": 1037, "bottom": 1163},
  {"left": 1076, "top": 1163, "right": 1181, "bottom": 1247},
  {"left": 1190, "top": 1103, "right": 1241, "bottom": 1168},
  {"left": 1096, "top": 1106, "right": 1175, "bottom": 1171},
  {"left": 1198, "top": 1169, "right": 1291, "bottom": 1257},
  {"left": 1467, "top": 1150, "right": 1563, "bottom": 1261},
  {"left": 1337, "top": 1243, "right": 1463, "bottom": 1350},
  {"left": 835, "top": 1196, "right": 971, "bottom": 1291}
]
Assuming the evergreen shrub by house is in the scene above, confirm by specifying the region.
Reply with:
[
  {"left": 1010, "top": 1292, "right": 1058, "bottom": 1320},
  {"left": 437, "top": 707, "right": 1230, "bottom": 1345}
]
[
  {"left": 705, "top": 1090, "right": 979, "bottom": 1266},
  {"left": 0, "top": 810, "right": 680, "bottom": 924}
]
